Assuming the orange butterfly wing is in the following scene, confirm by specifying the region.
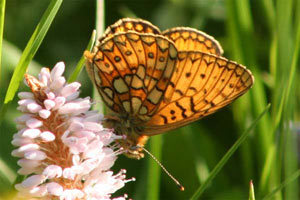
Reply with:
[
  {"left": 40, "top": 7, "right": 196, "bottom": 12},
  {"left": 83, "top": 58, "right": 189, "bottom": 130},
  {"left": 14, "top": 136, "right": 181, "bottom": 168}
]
[
  {"left": 85, "top": 32, "right": 178, "bottom": 121},
  {"left": 98, "top": 18, "right": 161, "bottom": 43},
  {"left": 144, "top": 51, "right": 254, "bottom": 135},
  {"left": 163, "top": 27, "right": 223, "bottom": 55}
]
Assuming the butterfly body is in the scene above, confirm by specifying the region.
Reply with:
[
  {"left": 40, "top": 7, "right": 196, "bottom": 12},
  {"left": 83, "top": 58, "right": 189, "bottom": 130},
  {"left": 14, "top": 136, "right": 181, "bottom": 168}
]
[
  {"left": 85, "top": 18, "right": 254, "bottom": 159},
  {"left": 103, "top": 112, "right": 148, "bottom": 159}
]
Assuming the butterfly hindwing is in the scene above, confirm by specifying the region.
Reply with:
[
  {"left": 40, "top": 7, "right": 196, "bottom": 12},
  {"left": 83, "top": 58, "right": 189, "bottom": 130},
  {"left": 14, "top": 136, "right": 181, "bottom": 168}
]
[
  {"left": 144, "top": 51, "right": 253, "bottom": 135},
  {"left": 163, "top": 27, "right": 223, "bottom": 55}
]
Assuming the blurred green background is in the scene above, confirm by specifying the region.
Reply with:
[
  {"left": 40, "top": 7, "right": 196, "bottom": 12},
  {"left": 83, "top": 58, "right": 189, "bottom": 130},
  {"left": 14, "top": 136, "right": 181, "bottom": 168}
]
[{"left": 1, "top": 0, "right": 299, "bottom": 199}]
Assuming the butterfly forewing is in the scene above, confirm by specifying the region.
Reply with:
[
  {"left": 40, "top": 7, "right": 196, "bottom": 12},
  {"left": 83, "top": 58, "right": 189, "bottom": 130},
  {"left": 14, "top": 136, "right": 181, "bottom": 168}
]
[
  {"left": 144, "top": 51, "right": 253, "bottom": 135},
  {"left": 163, "top": 27, "right": 223, "bottom": 55},
  {"left": 86, "top": 32, "right": 178, "bottom": 119}
]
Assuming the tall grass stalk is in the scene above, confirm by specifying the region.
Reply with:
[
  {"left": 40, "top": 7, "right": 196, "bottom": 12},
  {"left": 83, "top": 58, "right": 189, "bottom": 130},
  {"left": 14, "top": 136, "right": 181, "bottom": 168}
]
[
  {"left": 92, "top": 0, "right": 105, "bottom": 113},
  {"left": 0, "top": 0, "right": 5, "bottom": 86}
]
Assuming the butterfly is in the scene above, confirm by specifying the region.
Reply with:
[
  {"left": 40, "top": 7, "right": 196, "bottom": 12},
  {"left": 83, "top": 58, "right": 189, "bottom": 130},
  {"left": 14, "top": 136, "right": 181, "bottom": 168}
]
[{"left": 84, "top": 18, "right": 254, "bottom": 159}]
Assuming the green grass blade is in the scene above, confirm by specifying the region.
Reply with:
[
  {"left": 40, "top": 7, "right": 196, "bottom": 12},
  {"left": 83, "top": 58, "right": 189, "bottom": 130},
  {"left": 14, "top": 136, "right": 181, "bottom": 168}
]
[
  {"left": 146, "top": 135, "right": 163, "bottom": 200},
  {"left": 190, "top": 104, "right": 271, "bottom": 200},
  {"left": 271, "top": 0, "right": 293, "bottom": 121},
  {"left": 68, "top": 30, "right": 96, "bottom": 83},
  {"left": 0, "top": 156, "right": 16, "bottom": 185},
  {"left": 96, "top": 0, "right": 105, "bottom": 39},
  {"left": 249, "top": 180, "right": 256, "bottom": 200},
  {"left": 262, "top": 169, "right": 300, "bottom": 200},
  {"left": 259, "top": 0, "right": 275, "bottom": 32},
  {"left": 91, "top": 0, "right": 105, "bottom": 113},
  {"left": 272, "top": 1, "right": 297, "bottom": 199},
  {"left": 0, "top": 0, "right": 62, "bottom": 122},
  {"left": 0, "top": 0, "right": 5, "bottom": 83},
  {"left": 259, "top": 144, "right": 276, "bottom": 192},
  {"left": 226, "top": 0, "right": 272, "bottom": 160},
  {"left": 273, "top": 0, "right": 298, "bottom": 131}
]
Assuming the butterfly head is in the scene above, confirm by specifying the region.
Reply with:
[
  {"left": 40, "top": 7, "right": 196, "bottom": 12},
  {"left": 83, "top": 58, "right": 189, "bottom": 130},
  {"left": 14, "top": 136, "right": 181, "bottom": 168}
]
[
  {"left": 121, "top": 136, "right": 148, "bottom": 160},
  {"left": 104, "top": 115, "right": 149, "bottom": 160}
]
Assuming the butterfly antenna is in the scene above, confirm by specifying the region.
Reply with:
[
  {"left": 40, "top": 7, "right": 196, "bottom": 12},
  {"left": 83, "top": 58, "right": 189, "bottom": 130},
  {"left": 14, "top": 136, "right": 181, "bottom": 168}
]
[{"left": 140, "top": 146, "right": 185, "bottom": 191}]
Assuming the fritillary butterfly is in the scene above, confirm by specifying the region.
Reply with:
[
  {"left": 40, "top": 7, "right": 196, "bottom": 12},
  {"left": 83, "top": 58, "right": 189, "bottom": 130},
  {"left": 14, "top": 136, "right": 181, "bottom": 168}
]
[{"left": 84, "top": 18, "right": 254, "bottom": 159}]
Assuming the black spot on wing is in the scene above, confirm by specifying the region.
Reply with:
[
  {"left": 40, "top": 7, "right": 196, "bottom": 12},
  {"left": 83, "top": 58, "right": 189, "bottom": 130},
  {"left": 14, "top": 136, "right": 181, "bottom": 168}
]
[
  {"left": 160, "top": 114, "right": 168, "bottom": 124},
  {"left": 175, "top": 89, "right": 183, "bottom": 96},
  {"left": 175, "top": 102, "right": 187, "bottom": 118},
  {"left": 190, "top": 97, "right": 197, "bottom": 113},
  {"left": 114, "top": 56, "right": 121, "bottom": 62}
]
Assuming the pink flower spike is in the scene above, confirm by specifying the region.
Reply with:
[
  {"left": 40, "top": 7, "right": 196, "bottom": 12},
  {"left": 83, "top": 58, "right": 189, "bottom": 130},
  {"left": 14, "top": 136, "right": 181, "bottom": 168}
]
[
  {"left": 84, "top": 112, "right": 104, "bottom": 122},
  {"left": 27, "top": 103, "right": 42, "bottom": 113},
  {"left": 18, "top": 166, "right": 39, "bottom": 175},
  {"left": 18, "top": 99, "right": 35, "bottom": 107},
  {"left": 75, "top": 130, "right": 96, "bottom": 140},
  {"left": 46, "top": 182, "right": 63, "bottom": 196},
  {"left": 40, "top": 131, "right": 55, "bottom": 141},
  {"left": 21, "top": 175, "right": 46, "bottom": 188},
  {"left": 61, "top": 189, "right": 84, "bottom": 200},
  {"left": 16, "top": 143, "right": 40, "bottom": 155},
  {"left": 65, "top": 91, "right": 80, "bottom": 101},
  {"left": 43, "top": 165, "right": 62, "bottom": 178},
  {"left": 58, "top": 103, "right": 80, "bottom": 114},
  {"left": 11, "top": 137, "right": 32, "bottom": 146},
  {"left": 18, "top": 158, "right": 41, "bottom": 168},
  {"left": 39, "top": 68, "right": 50, "bottom": 86},
  {"left": 15, "top": 114, "right": 32, "bottom": 123},
  {"left": 62, "top": 167, "right": 76, "bottom": 180},
  {"left": 44, "top": 99, "right": 55, "bottom": 110},
  {"left": 83, "top": 121, "right": 103, "bottom": 132},
  {"left": 29, "top": 185, "right": 47, "bottom": 197},
  {"left": 50, "top": 76, "right": 66, "bottom": 91},
  {"left": 54, "top": 96, "right": 66, "bottom": 109},
  {"left": 24, "top": 150, "right": 47, "bottom": 160},
  {"left": 18, "top": 92, "right": 34, "bottom": 99},
  {"left": 26, "top": 118, "right": 43, "bottom": 129},
  {"left": 69, "top": 121, "right": 84, "bottom": 132},
  {"left": 64, "top": 136, "right": 88, "bottom": 154},
  {"left": 39, "top": 109, "right": 51, "bottom": 119},
  {"left": 50, "top": 62, "right": 65, "bottom": 80},
  {"left": 46, "top": 92, "right": 56, "bottom": 100},
  {"left": 13, "top": 62, "right": 130, "bottom": 199},
  {"left": 22, "top": 128, "right": 41, "bottom": 138},
  {"left": 61, "top": 82, "right": 81, "bottom": 97}
]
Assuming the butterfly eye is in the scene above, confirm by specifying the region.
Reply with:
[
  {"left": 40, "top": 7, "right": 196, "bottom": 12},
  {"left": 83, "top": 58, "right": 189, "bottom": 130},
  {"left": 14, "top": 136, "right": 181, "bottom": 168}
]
[
  {"left": 130, "top": 146, "right": 138, "bottom": 151},
  {"left": 134, "top": 126, "right": 144, "bottom": 133}
]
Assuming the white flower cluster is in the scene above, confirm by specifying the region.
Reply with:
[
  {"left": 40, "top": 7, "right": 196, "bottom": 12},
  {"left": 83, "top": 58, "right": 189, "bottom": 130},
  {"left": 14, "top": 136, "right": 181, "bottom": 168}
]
[{"left": 12, "top": 62, "right": 132, "bottom": 200}]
